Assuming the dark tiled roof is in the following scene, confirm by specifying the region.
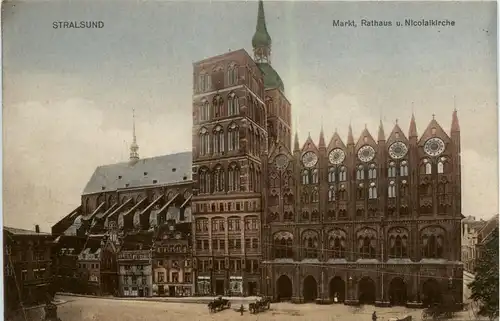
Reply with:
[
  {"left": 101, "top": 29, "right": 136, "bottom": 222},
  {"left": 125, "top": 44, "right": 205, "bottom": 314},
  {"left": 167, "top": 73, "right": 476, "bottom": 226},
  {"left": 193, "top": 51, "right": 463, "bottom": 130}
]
[
  {"left": 82, "top": 151, "right": 192, "bottom": 195},
  {"left": 4, "top": 226, "right": 51, "bottom": 236}
]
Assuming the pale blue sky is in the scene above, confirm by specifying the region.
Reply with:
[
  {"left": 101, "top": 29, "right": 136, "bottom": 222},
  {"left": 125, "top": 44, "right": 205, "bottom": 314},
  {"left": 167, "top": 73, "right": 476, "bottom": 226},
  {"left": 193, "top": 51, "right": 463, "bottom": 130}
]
[{"left": 2, "top": 0, "right": 498, "bottom": 231}]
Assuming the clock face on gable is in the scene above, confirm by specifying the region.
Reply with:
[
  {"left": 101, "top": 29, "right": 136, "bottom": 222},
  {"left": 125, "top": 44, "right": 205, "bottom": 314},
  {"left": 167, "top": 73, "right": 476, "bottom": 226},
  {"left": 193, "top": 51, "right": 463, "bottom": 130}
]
[
  {"left": 302, "top": 151, "right": 318, "bottom": 168},
  {"left": 274, "top": 154, "right": 289, "bottom": 171},
  {"left": 388, "top": 142, "right": 408, "bottom": 160},
  {"left": 357, "top": 145, "right": 376, "bottom": 163},
  {"left": 329, "top": 148, "right": 345, "bottom": 165},
  {"left": 424, "top": 138, "right": 445, "bottom": 157}
]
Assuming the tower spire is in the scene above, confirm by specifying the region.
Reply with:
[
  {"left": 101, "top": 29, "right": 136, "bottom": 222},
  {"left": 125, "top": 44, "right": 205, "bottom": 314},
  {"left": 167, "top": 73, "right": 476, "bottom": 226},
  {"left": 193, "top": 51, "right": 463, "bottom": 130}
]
[
  {"left": 347, "top": 123, "right": 354, "bottom": 145},
  {"left": 252, "top": 0, "right": 272, "bottom": 63},
  {"left": 129, "top": 108, "right": 139, "bottom": 163},
  {"left": 319, "top": 124, "right": 326, "bottom": 148}
]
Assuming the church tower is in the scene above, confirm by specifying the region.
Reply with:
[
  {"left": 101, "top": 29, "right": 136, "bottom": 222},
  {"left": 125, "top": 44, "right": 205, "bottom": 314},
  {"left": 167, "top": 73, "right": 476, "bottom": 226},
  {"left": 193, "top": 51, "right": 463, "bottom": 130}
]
[{"left": 251, "top": 0, "right": 292, "bottom": 151}]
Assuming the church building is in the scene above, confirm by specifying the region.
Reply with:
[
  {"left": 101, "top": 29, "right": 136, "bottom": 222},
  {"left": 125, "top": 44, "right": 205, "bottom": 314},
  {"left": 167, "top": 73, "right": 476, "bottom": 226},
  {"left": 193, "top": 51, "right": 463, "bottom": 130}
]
[{"left": 53, "top": 0, "right": 463, "bottom": 306}]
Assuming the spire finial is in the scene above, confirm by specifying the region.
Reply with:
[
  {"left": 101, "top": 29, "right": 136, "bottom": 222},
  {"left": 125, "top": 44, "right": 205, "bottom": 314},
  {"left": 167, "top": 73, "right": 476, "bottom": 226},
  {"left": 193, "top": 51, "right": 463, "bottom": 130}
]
[
  {"left": 252, "top": 0, "right": 272, "bottom": 63},
  {"left": 396, "top": 118, "right": 398, "bottom": 125},
  {"left": 432, "top": 113, "right": 436, "bottom": 120},
  {"left": 129, "top": 108, "right": 139, "bottom": 163},
  {"left": 453, "top": 95, "right": 457, "bottom": 112}
]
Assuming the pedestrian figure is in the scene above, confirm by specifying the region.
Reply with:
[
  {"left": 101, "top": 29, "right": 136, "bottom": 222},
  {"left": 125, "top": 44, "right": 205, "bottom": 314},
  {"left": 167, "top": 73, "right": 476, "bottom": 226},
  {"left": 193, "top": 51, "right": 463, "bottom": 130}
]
[
  {"left": 372, "top": 311, "right": 377, "bottom": 321},
  {"left": 239, "top": 304, "right": 245, "bottom": 315},
  {"left": 334, "top": 292, "right": 338, "bottom": 303}
]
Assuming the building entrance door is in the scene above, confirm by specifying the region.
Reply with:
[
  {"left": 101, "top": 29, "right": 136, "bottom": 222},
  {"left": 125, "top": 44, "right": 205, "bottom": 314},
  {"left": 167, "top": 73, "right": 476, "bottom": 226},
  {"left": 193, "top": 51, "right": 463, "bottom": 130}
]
[
  {"left": 215, "top": 280, "right": 224, "bottom": 295},
  {"left": 248, "top": 282, "right": 257, "bottom": 296},
  {"left": 169, "top": 286, "right": 175, "bottom": 297}
]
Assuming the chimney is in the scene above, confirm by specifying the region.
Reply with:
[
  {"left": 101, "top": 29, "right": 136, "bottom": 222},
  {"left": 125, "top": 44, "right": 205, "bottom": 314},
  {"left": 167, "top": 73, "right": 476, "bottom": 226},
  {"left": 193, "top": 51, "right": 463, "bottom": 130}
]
[{"left": 35, "top": 225, "right": 40, "bottom": 233}]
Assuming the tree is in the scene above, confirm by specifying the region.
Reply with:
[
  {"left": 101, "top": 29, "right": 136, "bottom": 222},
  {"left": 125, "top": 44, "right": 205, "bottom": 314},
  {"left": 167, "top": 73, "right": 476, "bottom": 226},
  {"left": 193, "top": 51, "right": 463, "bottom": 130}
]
[{"left": 469, "top": 228, "right": 499, "bottom": 320}]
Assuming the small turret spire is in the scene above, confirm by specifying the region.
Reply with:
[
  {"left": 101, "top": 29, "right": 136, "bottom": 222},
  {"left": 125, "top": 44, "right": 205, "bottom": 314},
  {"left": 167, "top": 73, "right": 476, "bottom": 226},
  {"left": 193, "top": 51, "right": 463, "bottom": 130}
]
[
  {"left": 347, "top": 124, "right": 354, "bottom": 145},
  {"left": 293, "top": 131, "right": 300, "bottom": 151},
  {"left": 129, "top": 108, "right": 139, "bottom": 163},
  {"left": 378, "top": 120, "right": 385, "bottom": 141},
  {"left": 252, "top": 0, "right": 272, "bottom": 63},
  {"left": 451, "top": 109, "right": 460, "bottom": 132},
  {"left": 409, "top": 113, "right": 417, "bottom": 138},
  {"left": 319, "top": 125, "right": 326, "bottom": 148}
]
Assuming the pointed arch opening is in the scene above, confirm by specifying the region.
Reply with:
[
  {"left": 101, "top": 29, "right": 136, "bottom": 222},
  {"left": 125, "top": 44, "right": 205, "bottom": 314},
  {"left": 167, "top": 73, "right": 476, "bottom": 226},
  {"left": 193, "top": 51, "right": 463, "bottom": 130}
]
[
  {"left": 302, "top": 275, "right": 318, "bottom": 303},
  {"left": 276, "top": 275, "right": 293, "bottom": 302},
  {"left": 389, "top": 277, "right": 407, "bottom": 306},
  {"left": 329, "top": 276, "right": 345, "bottom": 303},
  {"left": 422, "top": 278, "right": 442, "bottom": 306},
  {"left": 358, "top": 277, "right": 376, "bottom": 305}
]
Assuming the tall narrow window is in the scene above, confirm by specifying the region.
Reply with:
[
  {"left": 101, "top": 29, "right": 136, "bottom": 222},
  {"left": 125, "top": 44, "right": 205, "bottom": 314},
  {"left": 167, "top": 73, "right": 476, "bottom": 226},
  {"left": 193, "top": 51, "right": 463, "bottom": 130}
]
[
  {"left": 199, "top": 128, "right": 210, "bottom": 156},
  {"left": 249, "top": 164, "right": 255, "bottom": 192},
  {"left": 227, "top": 123, "right": 239, "bottom": 151},
  {"left": 368, "top": 184, "right": 377, "bottom": 199},
  {"left": 328, "top": 167, "right": 336, "bottom": 183},
  {"left": 213, "top": 165, "right": 225, "bottom": 192},
  {"left": 400, "top": 161, "right": 409, "bottom": 176},
  {"left": 368, "top": 164, "right": 377, "bottom": 179},
  {"left": 388, "top": 162, "right": 396, "bottom": 178},
  {"left": 388, "top": 182, "right": 396, "bottom": 198},
  {"left": 356, "top": 166, "right": 365, "bottom": 180},
  {"left": 213, "top": 126, "right": 224, "bottom": 154},
  {"left": 227, "top": 65, "right": 238, "bottom": 85},
  {"left": 311, "top": 189, "right": 319, "bottom": 203},
  {"left": 199, "top": 168, "right": 211, "bottom": 194},
  {"left": 228, "top": 93, "right": 239, "bottom": 116},
  {"left": 200, "top": 100, "right": 210, "bottom": 121},
  {"left": 339, "top": 166, "right": 347, "bottom": 181},
  {"left": 302, "top": 170, "right": 310, "bottom": 185},
  {"left": 312, "top": 169, "right": 319, "bottom": 184},
  {"left": 437, "top": 161, "right": 444, "bottom": 174},
  {"left": 328, "top": 186, "right": 336, "bottom": 202},
  {"left": 425, "top": 162, "right": 432, "bottom": 175}
]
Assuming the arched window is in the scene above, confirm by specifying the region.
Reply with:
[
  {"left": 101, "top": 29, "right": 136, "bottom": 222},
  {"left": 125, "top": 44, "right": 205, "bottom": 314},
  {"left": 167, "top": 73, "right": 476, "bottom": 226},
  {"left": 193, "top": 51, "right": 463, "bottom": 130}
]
[
  {"left": 338, "top": 189, "right": 346, "bottom": 201},
  {"left": 227, "top": 65, "right": 238, "bottom": 85},
  {"left": 311, "top": 189, "right": 319, "bottom": 203},
  {"left": 388, "top": 182, "right": 396, "bottom": 198},
  {"left": 274, "top": 236, "right": 293, "bottom": 259},
  {"left": 301, "top": 190, "right": 309, "bottom": 204},
  {"left": 199, "top": 167, "right": 211, "bottom": 194},
  {"left": 303, "top": 235, "right": 319, "bottom": 258},
  {"left": 356, "top": 166, "right": 364, "bottom": 180},
  {"left": 213, "top": 165, "right": 225, "bottom": 192},
  {"left": 400, "top": 184, "right": 408, "bottom": 198},
  {"left": 199, "top": 128, "right": 210, "bottom": 156},
  {"left": 213, "top": 126, "right": 224, "bottom": 154},
  {"left": 368, "top": 185, "right": 377, "bottom": 199},
  {"left": 228, "top": 163, "right": 240, "bottom": 192},
  {"left": 200, "top": 100, "right": 210, "bottom": 121},
  {"left": 389, "top": 234, "right": 408, "bottom": 258},
  {"left": 198, "top": 72, "right": 210, "bottom": 92},
  {"left": 425, "top": 162, "right": 432, "bottom": 175},
  {"left": 255, "top": 169, "right": 261, "bottom": 192},
  {"left": 329, "top": 233, "right": 346, "bottom": 259},
  {"left": 328, "top": 186, "right": 336, "bottom": 202},
  {"left": 388, "top": 162, "right": 396, "bottom": 178},
  {"left": 312, "top": 169, "right": 319, "bottom": 184},
  {"left": 213, "top": 95, "right": 224, "bottom": 118},
  {"left": 302, "top": 170, "right": 310, "bottom": 185},
  {"left": 357, "top": 187, "right": 364, "bottom": 200},
  {"left": 421, "top": 233, "right": 444, "bottom": 259},
  {"left": 227, "top": 93, "right": 239, "bottom": 116},
  {"left": 368, "top": 164, "right": 377, "bottom": 179},
  {"left": 328, "top": 167, "right": 335, "bottom": 183},
  {"left": 311, "top": 210, "right": 319, "bottom": 221},
  {"left": 227, "top": 123, "right": 239, "bottom": 151},
  {"left": 437, "top": 161, "right": 444, "bottom": 174},
  {"left": 339, "top": 166, "right": 347, "bottom": 181},
  {"left": 359, "top": 236, "right": 376, "bottom": 259},
  {"left": 400, "top": 161, "right": 409, "bottom": 176}
]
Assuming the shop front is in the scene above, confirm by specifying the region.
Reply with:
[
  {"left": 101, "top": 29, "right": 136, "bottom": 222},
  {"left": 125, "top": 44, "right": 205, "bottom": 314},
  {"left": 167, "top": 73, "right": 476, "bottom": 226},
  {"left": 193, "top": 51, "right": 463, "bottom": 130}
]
[
  {"left": 229, "top": 276, "right": 243, "bottom": 296},
  {"left": 197, "top": 276, "right": 211, "bottom": 295}
]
